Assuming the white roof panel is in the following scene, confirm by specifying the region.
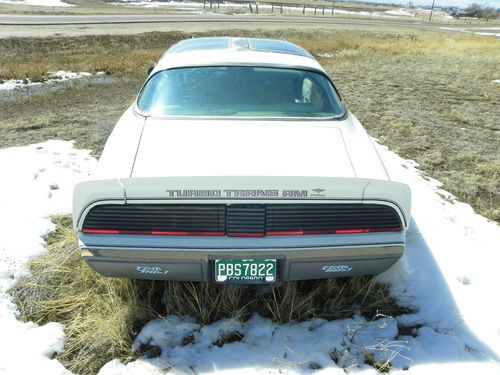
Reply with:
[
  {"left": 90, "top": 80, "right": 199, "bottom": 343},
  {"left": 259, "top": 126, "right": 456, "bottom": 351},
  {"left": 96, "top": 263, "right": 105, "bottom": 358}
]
[{"left": 152, "top": 37, "right": 324, "bottom": 74}]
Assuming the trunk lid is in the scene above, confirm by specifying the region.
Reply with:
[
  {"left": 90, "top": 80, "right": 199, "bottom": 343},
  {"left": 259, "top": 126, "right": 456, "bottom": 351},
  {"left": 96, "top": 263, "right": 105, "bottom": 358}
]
[{"left": 131, "top": 118, "right": 355, "bottom": 178}]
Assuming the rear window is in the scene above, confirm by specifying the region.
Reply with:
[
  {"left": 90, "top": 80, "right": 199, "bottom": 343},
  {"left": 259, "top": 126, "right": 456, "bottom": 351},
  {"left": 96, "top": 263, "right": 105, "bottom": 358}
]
[{"left": 136, "top": 66, "right": 344, "bottom": 118}]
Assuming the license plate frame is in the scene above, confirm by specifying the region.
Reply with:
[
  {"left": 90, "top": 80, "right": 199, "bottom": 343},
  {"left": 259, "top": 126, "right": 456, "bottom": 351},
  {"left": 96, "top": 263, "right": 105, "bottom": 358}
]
[{"left": 214, "top": 259, "right": 277, "bottom": 284}]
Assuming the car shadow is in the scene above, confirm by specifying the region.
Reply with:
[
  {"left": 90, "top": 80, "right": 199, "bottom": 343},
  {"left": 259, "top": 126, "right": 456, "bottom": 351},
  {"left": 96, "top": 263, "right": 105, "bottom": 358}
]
[
  {"left": 129, "top": 215, "right": 500, "bottom": 374},
  {"left": 378, "top": 215, "right": 500, "bottom": 368}
]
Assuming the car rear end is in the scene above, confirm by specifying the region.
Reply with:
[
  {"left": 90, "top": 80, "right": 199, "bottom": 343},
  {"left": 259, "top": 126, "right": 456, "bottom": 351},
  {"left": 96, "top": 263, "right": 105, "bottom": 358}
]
[{"left": 73, "top": 176, "right": 410, "bottom": 284}]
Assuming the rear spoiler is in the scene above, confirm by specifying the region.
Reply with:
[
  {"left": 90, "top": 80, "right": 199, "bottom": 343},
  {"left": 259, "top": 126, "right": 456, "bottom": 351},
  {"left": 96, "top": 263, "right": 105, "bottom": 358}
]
[{"left": 73, "top": 176, "right": 411, "bottom": 230}]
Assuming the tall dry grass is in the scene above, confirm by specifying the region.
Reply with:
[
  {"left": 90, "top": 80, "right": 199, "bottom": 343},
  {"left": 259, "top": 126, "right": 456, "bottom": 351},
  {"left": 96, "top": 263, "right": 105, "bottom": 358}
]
[
  {"left": 0, "top": 33, "right": 183, "bottom": 82},
  {"left": 11, "top": 216, "right": 407, "bottom": 373},
  {"left": 289, "top": 32, "right": 499, "bottom": 221},
  {"left": 11, "top": 216, "right": 158, "bottom": 374}
]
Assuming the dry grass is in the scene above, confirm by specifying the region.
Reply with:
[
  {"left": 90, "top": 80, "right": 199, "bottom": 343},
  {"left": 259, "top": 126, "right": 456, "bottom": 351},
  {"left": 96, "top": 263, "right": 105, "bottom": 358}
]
[
  {"left": 0, "top": 60, "right": 49, "bottom": 83},
  {"left": 10, "top": 216, "right": 158, "bottom": 374},
  {"left": 0, "top": 33, "right": 183, "bottom": 81},
  {"left": 290, "top": 32, "right": 500, "bottom": 221},
  {"left": 160, "top": 282, "right": 253, "bottom": 326},
  {"left": 160, "top": 277, "right": 405, "bottom": 326},
  {"left": 11, "top": 216, "right": 407, "bottom": 373},
  {"left": 1, "top": 29, "right": 498, "bottom": 220}
]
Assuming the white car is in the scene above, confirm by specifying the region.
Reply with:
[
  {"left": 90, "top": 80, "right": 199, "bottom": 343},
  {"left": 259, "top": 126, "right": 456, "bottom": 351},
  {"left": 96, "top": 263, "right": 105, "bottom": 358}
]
[{"left": 72, "top": 37, "right": 411, "bottom": 284}]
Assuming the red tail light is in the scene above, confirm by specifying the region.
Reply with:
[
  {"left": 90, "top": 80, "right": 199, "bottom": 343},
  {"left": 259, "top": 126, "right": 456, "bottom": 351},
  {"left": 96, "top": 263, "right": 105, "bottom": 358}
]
[
  {"left": 82, "top": 229, "right": 224, "bottom": 236},
  {"left": 82, "top": 228, "right": 400, "bottom": 236},
  {"left": 267, "top": 228, "right": 401, "bottom": 236},
  {"left": 82, "top": 229, "right": 119, "bottom": 235}
]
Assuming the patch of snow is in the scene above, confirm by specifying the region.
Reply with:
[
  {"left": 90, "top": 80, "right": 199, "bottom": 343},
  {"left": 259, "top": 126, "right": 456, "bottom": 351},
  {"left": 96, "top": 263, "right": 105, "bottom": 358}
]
[
  {"left": 438, "top": 27, "right": 499, "bottom": 38},
  {"left": 317, "top": 52, "right": 334, "bottom": 58},
  {"left": 1, "top": 135, "right": 500, "bottom": 374},
  {"left": 376, "top": 142, "right": 500, "bottom": 362},
  {"left": 385, "top": 9, "right": 415, "bottom": 17},
  {"left": 112, "top": 1, "right": 202, "bottom": 8},
  {"left": 492, "top": 79, "right": 500, "bottom": 84},
  {"left": 473, "top": 27, "right": 500, "bottom": 31},
  {"left": 0, "top": 71, "right": 103, "bottom": 92},
  {"left": 109, "top": 1, "right": 437, "bottom": 19},
  {"left": 99, "top": 140, "right": 500, "bottom": 374},
  {"left": 102, "top": 314, "right": 407, "bottom": 374},
  {"left": 112, "top": 1, "right": 246, "bottom": 9},
  {"left": 474, "top": 32, "right": 500, "bottom": 37},
  {"left": 333, "top": 8, "right": 373, "bottom": 16},
  {"left": 0, "top": 0, "right": 72, "bottom": 7},
  {"left": 0, "top": 141, "right": 97, "bottom": 373}
]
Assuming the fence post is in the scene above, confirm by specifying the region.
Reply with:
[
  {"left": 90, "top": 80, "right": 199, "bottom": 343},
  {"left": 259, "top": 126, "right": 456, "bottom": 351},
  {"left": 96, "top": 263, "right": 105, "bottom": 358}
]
[
  {"left": 331, "top": 0, "right": 335, "bottom": 15},
  {"left": 322, "top": 6, "right": 325, "bottom": 15},
  {"left": 256, "top": 3, "right": 258, "bottom": 13},
  {"left": 303, "top": 5, "right": 305, "bottom": 14},
  {"left": 280, "top": 4, "right": 283, "bottom": 14},
  {"left": 271, "top": 4, "right": 273, "bottom": 13},
  {"left": 429, "top": 0, "right": 435, "bottom": 21}
]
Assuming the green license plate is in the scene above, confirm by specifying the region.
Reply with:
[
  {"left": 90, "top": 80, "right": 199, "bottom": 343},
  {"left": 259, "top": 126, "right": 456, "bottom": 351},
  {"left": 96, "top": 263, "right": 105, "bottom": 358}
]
[{"left": 215, "top": 259, "right": 276, "bottom": 284}]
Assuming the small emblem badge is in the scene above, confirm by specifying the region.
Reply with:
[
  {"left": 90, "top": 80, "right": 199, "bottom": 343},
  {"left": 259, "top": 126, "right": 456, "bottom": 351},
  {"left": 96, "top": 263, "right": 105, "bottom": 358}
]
[
  {"left": 136, "top": 266, "right": 169, "bottom": 275},
  {"left": 311, "top": 188, "right": 326, "bottom": 197},
  {"left": 322, "top": 265, "right": 353, "bottom": 273}
]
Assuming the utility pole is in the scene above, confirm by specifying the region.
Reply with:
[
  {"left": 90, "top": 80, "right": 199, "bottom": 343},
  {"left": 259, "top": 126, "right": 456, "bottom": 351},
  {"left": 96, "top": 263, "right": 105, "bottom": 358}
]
[{"left": 429, "top": 0, "right": 436, "bottom": 21}]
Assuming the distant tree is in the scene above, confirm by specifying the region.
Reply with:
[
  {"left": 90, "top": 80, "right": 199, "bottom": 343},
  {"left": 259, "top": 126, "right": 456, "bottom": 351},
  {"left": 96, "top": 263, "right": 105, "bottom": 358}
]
[
  {"left": 463, "top": 3, "right": 499, "bottom": 20},
  {"left": 481, "top": 6, "right": 498, "bottom": 21},
  {"left": 464, "top": 3, "right": 481, "bottom": 17}
]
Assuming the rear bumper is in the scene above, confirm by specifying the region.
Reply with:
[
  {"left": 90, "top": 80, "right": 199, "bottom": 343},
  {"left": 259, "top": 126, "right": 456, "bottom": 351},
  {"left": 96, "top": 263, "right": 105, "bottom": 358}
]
[{"left": 81, "top": 243, "right": 404, "bottom": 282}]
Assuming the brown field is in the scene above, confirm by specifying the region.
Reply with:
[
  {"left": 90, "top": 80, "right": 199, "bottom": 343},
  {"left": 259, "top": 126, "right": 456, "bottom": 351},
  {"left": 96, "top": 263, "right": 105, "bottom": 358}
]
[{"left": 1, "top": 29, "right": 498, "bottom": 220}]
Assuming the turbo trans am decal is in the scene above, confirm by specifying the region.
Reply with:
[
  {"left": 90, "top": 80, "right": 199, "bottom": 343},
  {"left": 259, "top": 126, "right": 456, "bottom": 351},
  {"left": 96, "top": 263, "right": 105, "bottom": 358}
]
[{"left": 164, "top": 189, "right": 317, "bottom": 198}]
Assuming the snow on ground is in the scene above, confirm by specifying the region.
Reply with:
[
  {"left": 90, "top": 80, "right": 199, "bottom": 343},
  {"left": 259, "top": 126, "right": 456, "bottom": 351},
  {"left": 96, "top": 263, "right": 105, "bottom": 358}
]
[
  {"left": 0, "top": 0, "right": 72, "bottom": 6},
  {"left": 317, "top": 52, "right": 334, "bottom": 58},
  {"left": 439, "top": 27, "right": 500, "bottom": 38},
  {"left": 474, "top": 32, "right": 500, "bottom": 37},
  {"left": 111, "top": 1, "right": 204, "bottom": 8},
  {"left": 99, "top": 142, "right": 500, "bottom": 374},
  {"left": 112, "top": 1, "right": 245, "bottom": 9},
  {"left": 473, "top": 27, "right": 500, "bottom": 30},
  {"left": 0, "top": 71, "right": 104, "bottom": 92},
  {"left": 0, "top": 138, "right": 499, "bottom": 374},
  {"left": 0, "top": 141, "right": 97, "bottom": 373},
  {"left": 111, "top": 1, "right": 427, "bottom": 19},
  {"left": 385, "top": 9, "right": 415, "bottom": 17}
]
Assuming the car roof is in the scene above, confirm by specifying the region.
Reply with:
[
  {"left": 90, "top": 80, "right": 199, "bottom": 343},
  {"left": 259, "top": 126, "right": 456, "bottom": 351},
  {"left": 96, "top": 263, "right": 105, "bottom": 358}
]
[
  {"left": 152, "top": 37, "right": 325, "bottom": 74},
  {"left": 166, "top": 37, "right": 313, "bottom": 57}
]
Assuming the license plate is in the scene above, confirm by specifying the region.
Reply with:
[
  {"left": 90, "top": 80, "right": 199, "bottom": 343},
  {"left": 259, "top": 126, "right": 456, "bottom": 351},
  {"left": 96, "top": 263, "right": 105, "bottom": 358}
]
[{"left": 215, "top": 259, "right": 276, "bottom": 284}]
